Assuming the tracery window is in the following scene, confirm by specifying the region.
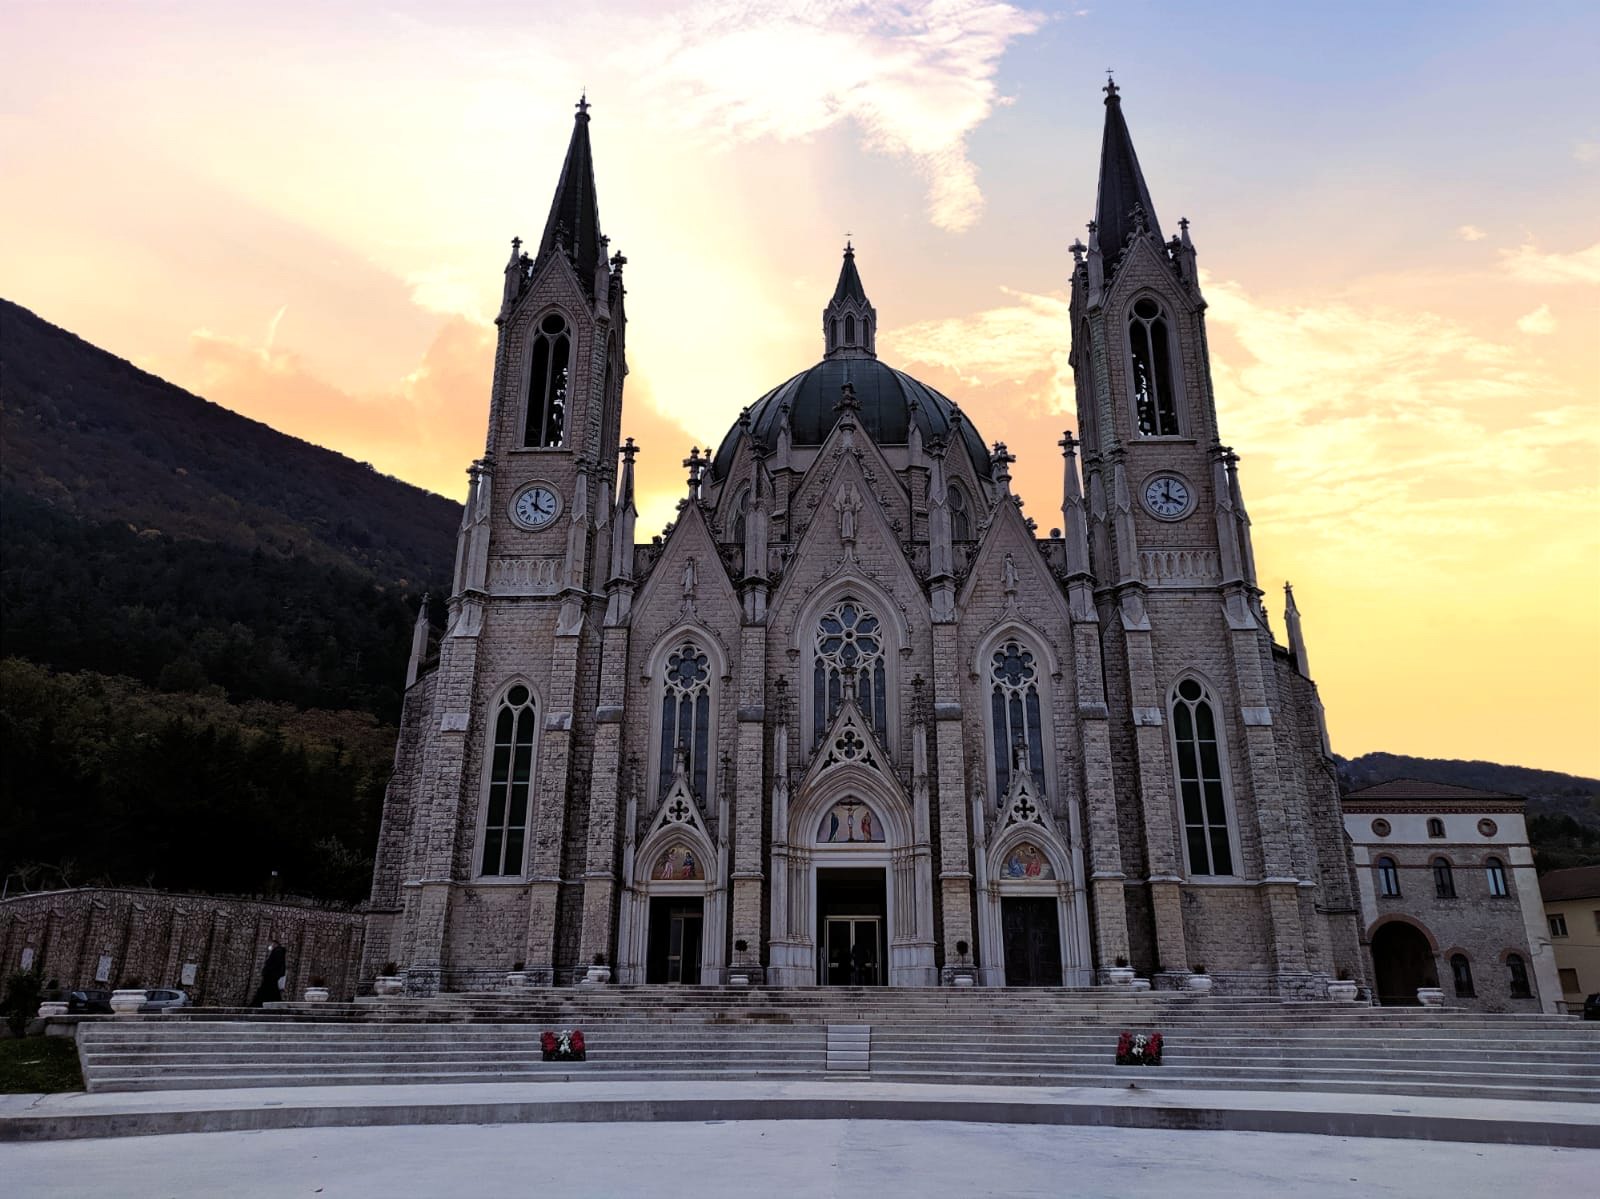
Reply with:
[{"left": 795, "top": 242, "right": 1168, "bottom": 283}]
[
  {"left": 523, "top": 312, "right": 570, "bottom": 447},
  {"left": 658, "top": 643, "right": 712, "bottom": 801},
  {"left": 948, "top": 482, "right": 973, "bottom": 541},
  {"left": 813, "top": 601, "right": 886, "bottom": 744},
  {"left": 1128, "top": 296, "right": 1179, "bottom": 436},
  {"left": 1506, "top": 953, "right": 1531, "bottom": 999},
  {"left": 1450, "top": 953, "right": 1475, "bottom": 998},
  {"left": 1432, "top": 857, "right": 1456, "bottom": 899},
  {"left": 1485, "top": 856, "right": 1509, "bottom": 898},
  {"left": 1171, "top": 677, "right": 1234, "bottom": 876},
  {"left": 1376, "top": 856, "right": 1401, "bottom": 897},
  {"left": 990, "top": 640, "right": 1045, "bottom": 798},
  {"left": 481, "top": 684, "right": 537, "bottom": 876}
]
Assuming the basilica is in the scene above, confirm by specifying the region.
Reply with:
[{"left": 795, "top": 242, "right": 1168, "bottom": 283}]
[{"left": 364, "top": 83, "right": 1363, "bottom": 995}]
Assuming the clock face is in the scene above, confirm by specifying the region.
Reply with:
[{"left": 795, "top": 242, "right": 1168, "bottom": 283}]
[
  {"left": 1142, "top": 474, "right": 1192, "bottom": 520},
  {"left": 512, "top": 485, "right": 561, "bottom": 530}
]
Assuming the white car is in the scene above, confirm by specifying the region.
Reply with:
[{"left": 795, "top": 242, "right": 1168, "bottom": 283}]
[{"left": 137, "top": 988, "right": 191, "bottom": 1012}]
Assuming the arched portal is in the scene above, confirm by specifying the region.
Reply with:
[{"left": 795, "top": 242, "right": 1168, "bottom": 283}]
[
  {"left": 767, "top": 755, "right": 936, "bottom": 987},
  {"left": 1370, "top": 920, "right": 1438, "bottom": 1005}
]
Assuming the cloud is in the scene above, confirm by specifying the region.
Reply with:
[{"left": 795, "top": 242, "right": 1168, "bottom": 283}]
[
  {"left": 179, "top": 317, "right": 495, "bottom": 499},
  {"left": 1516, "top": 304, "right": 1556, "bottom": 335},
  {"left": 626, "top": 1, "right": 1046, "bottom": 232},
  {"left": 884, "top": 287, "right": 1073, "bottom": 408},
  {"left": 1574, "top": 140, "right": 1600, "bottom": 164},
  {"left": 1455, "top": 224, "right": 1486, "bottom": 242},
  {"left": 1501, "top": 240, "right": 1600, "bottom": 285}
]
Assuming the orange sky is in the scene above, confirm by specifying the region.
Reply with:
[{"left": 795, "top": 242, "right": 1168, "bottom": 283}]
[{"left": 3, "top": 2, "right": 1597, "bottom": 776}]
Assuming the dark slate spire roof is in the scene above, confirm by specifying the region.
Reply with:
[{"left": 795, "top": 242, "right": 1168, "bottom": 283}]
[
  {"left": 538, "top": 95, "right": 603, "bottom": 281},
  {"left": 1094, "top": 78, "right": 1163, "bottom": 254},
  {"left": 831, "top": 241, "right": 869, "bottom": 304}
]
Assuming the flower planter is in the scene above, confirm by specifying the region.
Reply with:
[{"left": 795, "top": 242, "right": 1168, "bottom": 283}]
[
  {"left": 37, "top": 1000, "right": 68, "bottom": 1019},
  {"left": 505, "top": 971, "right": 532, "bottom": 990},
  {"left": 1416, "top": 987, "right": 1444, "bottom": 1007},
  {"left": 728, "top": 973, "right": 751, "bottom": 987},
  {"left": 373, "top": 976, "right": 405, "bottom": 997},
  {"left": 303, "top": 987, "right": 330, "bottom": 1003},
  {"left": 110, "top": 988, "right": 147, "bottom": 1015},
  {"left": 952, "top": 974, "right": 976, "bottom": 988},
  {"left": 1130, "top": 978, "right": 1151, "bottom": 992},
  {"left": 1107, "top": 966, "right": 1135, "bottom": 987},
  {"left": 1183, "top": 974, "right": 1213, "bottom": 993},
  {"left": 584, "top": 966, "right": 611, "bottom": 985},
  {"left": 1327, "top": 980, "right": 1359, "bottom": 1002}
]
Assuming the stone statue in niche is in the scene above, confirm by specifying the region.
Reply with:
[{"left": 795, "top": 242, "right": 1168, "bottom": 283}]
[{"left": 835, "top": 482, "right": 863, "bottom": 546}]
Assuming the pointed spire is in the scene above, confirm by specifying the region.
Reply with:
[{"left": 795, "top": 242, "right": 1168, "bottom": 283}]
[
  {"left": 538, "top": 94, "right": 604, "bottom": 290},
  {"left": 1094, "top": 77, "right": 1163, "bottom": 264},
  {"left": 1284, "top": 582, "right": 1311, "bottom": 679},
  {"left": 823, "top": 240, "right": 878, "bottom": 360}
]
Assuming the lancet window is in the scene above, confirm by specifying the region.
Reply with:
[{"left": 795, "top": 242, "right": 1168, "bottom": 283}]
[
  {"left": 523, "top": 312, "right": 570, "bottom": 447},
  {"left": 989, "top": 640, "right": 1045, "bottom": 798},
  {"left": 1171, "top": 677, "right": 1235, "bottom": 876},
  {"left": 1376, "top": 856, "right": 1401, "bottom": 897},
  {"left": 658, "top": 643, "right": 712, "bottom": 801},
  {"left": 948, "top": 483, "right": 973, "bottom": 541},
  {"left": 481, "top": 684, "right": 537, "bottom": 876},
  {"left": 1485, "top": 856, "right": 1509, "bottom": 897},
  {"left": 730, "top": 486, "right": 751, "bottom": 544},
  {"left": 1128, "top": 296, "right": 1179, "bottom": 436},
  {"left": 813, "top": 601, "right": 886, "bottom": 744}
]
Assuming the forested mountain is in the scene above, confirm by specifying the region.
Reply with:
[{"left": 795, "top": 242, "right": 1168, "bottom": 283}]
[
  {"left": 1, "top": 299, "right": 459, "bottom": 902},
  {"left": 1338, "top": 752, "right": 1600, "bottom": 873}
]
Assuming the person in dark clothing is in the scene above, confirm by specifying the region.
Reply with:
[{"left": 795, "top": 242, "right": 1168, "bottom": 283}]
[
  {"left": 850, "top": 937, "right": 872, "bottom": 986},
  {"left": 251, "top": 943, "right": 287, "bottom": 1006}
]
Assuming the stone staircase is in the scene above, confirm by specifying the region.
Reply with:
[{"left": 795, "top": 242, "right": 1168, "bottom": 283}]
[{"left": 73, "top": 987, "right": 1600, "bottom": 1101}]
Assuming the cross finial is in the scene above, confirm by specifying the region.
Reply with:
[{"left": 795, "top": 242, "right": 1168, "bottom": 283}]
[
  {"left": 576, "top": 92, "right": 590, "bottom": 117},
  {"left": 1104, "top": 71, "right": 1119, "bottom": 101}
]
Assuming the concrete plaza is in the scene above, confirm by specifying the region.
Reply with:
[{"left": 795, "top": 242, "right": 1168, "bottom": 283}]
[{"left": 4, "top": 1117, "right": 1597, "bottom": 1198}]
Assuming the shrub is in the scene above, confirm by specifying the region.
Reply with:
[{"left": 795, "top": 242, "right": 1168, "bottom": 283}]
[{"left": 2, "top": 971, "right": 43, "bottom": 1037}]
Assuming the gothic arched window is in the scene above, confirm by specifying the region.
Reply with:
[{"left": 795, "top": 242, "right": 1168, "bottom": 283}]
[
  {"left": 831, "top": 318, "right": 840, "bottom": 350},
  {"left": 524, "top": 312, "right": 570, "bottom": 447},
  {"left": 845, "top": 314, "right": 856, "bottom": 345},
  {"left": 990, "top": 640, "right": 1045, "bottom": 798},
  {"left": 948, "top": 482, "right": 972, "bottom": 541},
  {"left": 1432, "top": 857, "right": 1456, "bottom": 898},
  {"left": 730, "top": 485, "right": 751, "bottom": 544},
  {"left": 813, "top": 600, "right": 886, "bottom": 744},
  {"left": 481, "top": 684, "right": 537, "bottom": 876},
  {"left": 1376, "top": 856, "right": 1401, "bottom": 897},
  {"left": 1128, "top": 296, "right": 1179, "bottom": 436},
  {"left": 658, "top": 643, "right": 712, "bottom": 802},
  {"left": 1506, "top": 953, "right": 1531, "bottom": 998},
  {"left": 1450, "top": 953, "right": 1475, "bottom": 998},
  {"left": 1171, "top": 677, "right": 1234, "bottom": 876}
]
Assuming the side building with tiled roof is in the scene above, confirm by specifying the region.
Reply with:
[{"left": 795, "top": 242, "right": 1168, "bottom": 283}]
[
  {"left": 1343, "top": 780, "right": 1561, "bottom": 1012},
  {"left": 1539, "top": 865, "right": 1600, "bottom": 1010}
]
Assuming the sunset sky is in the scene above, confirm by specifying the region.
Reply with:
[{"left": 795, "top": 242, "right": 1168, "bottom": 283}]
[{"left": 3, "top": 1, "right": 1597, "bottom": 776}]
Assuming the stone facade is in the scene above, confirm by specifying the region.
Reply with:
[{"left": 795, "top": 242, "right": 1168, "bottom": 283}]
[
  {"left": 364, "top": 85, "right": 1367, "bottom": 997},
  {"left": 0, "top": 888, "right": 366, "bottom": 1004},
  {"left": 1344, "top": 780, "right": 1561, "bottom": 1012}
]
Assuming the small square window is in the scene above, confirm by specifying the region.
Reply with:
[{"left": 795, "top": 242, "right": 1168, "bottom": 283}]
[
  {"left": 1558, "top": 967, "right": 1580, "bottom": 994},
  {"left": 1549, "top": 913, "right": 1569, "bottom": 938},
  {"left": 1426, "top": 817, "right": 1446, "bottom": 838}
]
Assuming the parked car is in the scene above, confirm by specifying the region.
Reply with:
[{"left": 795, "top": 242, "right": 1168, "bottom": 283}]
[
  {"left": 1583, "top": 993, "right": 1600, "bottom": 1021},
  {"left": 138, "top": 988, "right": 190, "bottom": 1013},
  {"left": 66, "top": 989, "right": 112, "bottom": 1014}
]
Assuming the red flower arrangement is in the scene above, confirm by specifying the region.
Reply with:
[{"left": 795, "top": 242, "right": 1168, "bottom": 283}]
[
  {"left": 541, "top": 1028, "right": 587, "bottom": 1061},
  {"left": 1114, "top": 1029, "right": 1163, "bottom": 1066}
]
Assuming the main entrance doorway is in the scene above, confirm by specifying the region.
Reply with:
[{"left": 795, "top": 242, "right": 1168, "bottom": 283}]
[
  {"left": 646, "top": 897, "right": 703, "bottom": 984},
  {"left": 816, "top": 868, "right": 886, "bottom": 985},
  {"left": 1001, "top": 896, "right": 1063, "bottom": 986},
  {"left": 1371, "top": 920, "right": 1437, "bottom": 1005}
]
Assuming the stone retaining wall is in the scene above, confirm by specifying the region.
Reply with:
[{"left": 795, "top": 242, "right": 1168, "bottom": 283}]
[{"left": 0, "top": 888, "right": 366, "bottom": 1004}]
